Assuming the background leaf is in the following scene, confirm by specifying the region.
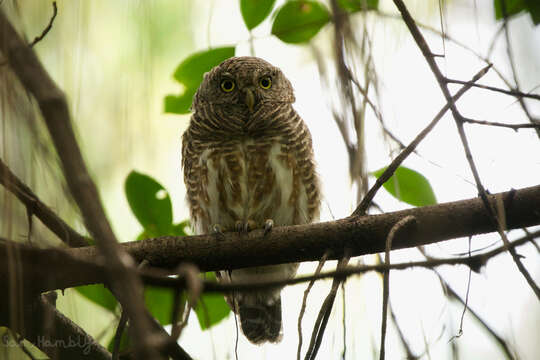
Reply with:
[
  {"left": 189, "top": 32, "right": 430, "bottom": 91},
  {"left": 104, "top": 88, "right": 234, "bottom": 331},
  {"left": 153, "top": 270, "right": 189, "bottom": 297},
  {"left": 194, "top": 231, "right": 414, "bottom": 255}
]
[
  {"left": 75, "top": 284, "right": 118, "bottom": 312},
  {"left": 194, "top": 273, "right": 231, "bottom": 330},
  {"left": 164, "top": 47, "right": 235, "bottom": 114},
  {"left": 125, "top": 171, "right": 173, "bottom": 237},
  {"left": 372, "top": 166, "right": 437, "bottom": 207},
  {"left": 494, "top": 0, "right": 540, "bottom": 24},
  {"left": 271, "top": 1, "right": 330, "bottom": 43},
  {"left": 144, "top": 286, "right": 179, "bottom": 325},
  {"left": 337, "top": 0, "right": 379, "bottom": 12},
  {"left": 241, "top": 0, "right": 276, "bottom": 30}
]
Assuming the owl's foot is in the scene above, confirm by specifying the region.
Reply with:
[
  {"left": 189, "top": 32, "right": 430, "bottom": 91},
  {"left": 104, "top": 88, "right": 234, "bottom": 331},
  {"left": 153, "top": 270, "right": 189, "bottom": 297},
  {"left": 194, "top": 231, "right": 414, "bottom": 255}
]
[
  {"left": 211, "top": 224, "right": 225, "bottom": 240},
  {"left": 263, "top": 219, "right": 274, "bottom": 236},
  {"left": 235, "top": 220, "right": 257, "bottom": 233}
]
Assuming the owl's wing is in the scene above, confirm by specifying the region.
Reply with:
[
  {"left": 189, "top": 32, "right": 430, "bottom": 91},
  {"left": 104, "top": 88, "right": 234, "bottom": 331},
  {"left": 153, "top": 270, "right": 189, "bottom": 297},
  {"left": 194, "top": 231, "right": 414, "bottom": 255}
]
[{"left": 181, "top": 131, "right": 205, "bottom": 233}]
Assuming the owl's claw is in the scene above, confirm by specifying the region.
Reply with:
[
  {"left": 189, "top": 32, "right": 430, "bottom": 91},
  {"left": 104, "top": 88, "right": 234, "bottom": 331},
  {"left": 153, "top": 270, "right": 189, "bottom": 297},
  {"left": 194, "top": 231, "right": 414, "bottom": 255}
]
[
  {"left": 235, "top": 221, "right": 244, "bottom": 233},
  {"left": 263, "top": 219, "right": 274, "bottom": 236},
  {"left": 211, "top": 224, "right": 225, "bottom": 240},
  {"left": 235, "top": 220, "right": 257, "bottom": 233}
]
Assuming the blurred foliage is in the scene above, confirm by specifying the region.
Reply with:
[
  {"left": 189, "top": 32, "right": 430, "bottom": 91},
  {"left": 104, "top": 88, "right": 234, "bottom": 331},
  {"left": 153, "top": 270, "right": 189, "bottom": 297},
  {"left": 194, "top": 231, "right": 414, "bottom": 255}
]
[
  {"left": 494, "top": 0, "right": 540, "bottom": 24},
  {"left": 372, "top": 166, "right": 437, "bottom": 207},
  {"left": 271, "top": 1, "right": 331, "bottom": 43},
  {"left": 241, "top": 0, "right": 276, "bottom": 30},
  {"left": 338, "top": 0, "right": 379, "bottom": 12},
  {"left": 164, "top": 47, "right": 236, "bottom": 114},
  {"left": 125, "top": 171, "right": 174, "bottom": 237},
  {"left": 194, "top": 273, "right": 231, "bottom": 330},
  {"left": 76, "top": 284, "right": 118, "bottom": 312}
]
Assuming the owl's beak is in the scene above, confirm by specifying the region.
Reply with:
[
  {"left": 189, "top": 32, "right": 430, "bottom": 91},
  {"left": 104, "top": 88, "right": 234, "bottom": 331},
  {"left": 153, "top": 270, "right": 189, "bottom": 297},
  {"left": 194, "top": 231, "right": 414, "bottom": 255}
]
[{"left": 244, "top": 88, "right": 255, "bottom": 112}]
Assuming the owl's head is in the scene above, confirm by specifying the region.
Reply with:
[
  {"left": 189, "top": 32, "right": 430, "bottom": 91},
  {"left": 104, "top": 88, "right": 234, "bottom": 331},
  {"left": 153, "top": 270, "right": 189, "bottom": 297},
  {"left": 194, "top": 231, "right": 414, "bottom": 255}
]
[{"left": 192, "top": 56, "right": 295, "bottom": 113}]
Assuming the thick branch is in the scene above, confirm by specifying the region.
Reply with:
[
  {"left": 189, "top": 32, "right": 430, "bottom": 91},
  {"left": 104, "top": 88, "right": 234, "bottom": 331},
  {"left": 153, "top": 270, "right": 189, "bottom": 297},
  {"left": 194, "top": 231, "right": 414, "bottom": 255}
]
[
  {"left": 0, "top": 10, "right": 162, "bottom": 359},
  {"left": 87, "top": 184, "right": 540, "bottom": 271},
  {"left": 1, "top": 294, "right": 111, "bottom": 360},
  {"left": 1, "top": 185, "right": 538, "bottom": 297}
]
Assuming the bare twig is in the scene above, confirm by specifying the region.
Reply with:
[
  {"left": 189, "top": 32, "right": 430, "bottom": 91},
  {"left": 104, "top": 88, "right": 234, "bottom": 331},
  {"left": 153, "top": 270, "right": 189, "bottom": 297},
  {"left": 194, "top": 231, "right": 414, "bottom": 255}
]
[
  {"left": 391, "top": 0, "right": 540, "bottom": 299},
  {"left": 112, "top": 311, "right": 128, "bottom": 360},
  {"left": 0, "top": 10, "right": 165, "bottom": 358},
  {"left": 304, "top": 253, "right": 350, "bottom": 360},
  {"left": 449, "top": 237, "right": 472, "bottom": 342},
  {"left": 297, "top": 252, "right": 329, "bottom": 360},
  {"left": 0, "top": 158, "right": 89, "bottom": 247},
  {"left": 499, "top": 0, "right": 540, "bottom": 138},
  {"left": 462, "top": 118, "right": 540, "bottom": 131},
  {"left": 29, "top": 1, "right": 57, "bottom": 47},
  {"left": 380, "top": 216, "right": 416, "bottom": 360},
  {"left": 436, "top": 273, "right": 516, "bottom": 360},
  {"left": 353, "top": 64, "right": 492, "bottom": 216},
  {"left": 445, "top": 78, "right": 540, "bottom": 101}
]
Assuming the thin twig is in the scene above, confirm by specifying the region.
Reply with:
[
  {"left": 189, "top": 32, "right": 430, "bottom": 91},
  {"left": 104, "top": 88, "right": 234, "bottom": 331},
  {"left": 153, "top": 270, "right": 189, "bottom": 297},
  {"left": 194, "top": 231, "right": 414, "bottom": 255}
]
[
  {"left": 445, "top": 78, "right": 540, "bottom": 101},
  {"left": 29, "top": 2, "right": 57, "bottom": 48},
  {"left": 435, "top": 272, "right": 516, "bottom": 360},
  {"left": 352, "top": 64, "right": 492, "bottom": 216},
  {"left": 449, "top": 237, "right": 472, "bottom": 343},
  {"left": 462, "top": 118, "right": 540, "bottom": 131},
  {"left": 380, "top": 216, "right": 416, "bottom": 360},
  {"left": 341, "top": 280, "right": 346, "bottom": 360},
  {"left": 499, "top": 0, "right": 540, "bottom": 138},
  {"left": 0, "top": 158, "right": 89, "bottom": 247},
  {"left": 304, "top": 253, "right": 350, "bottom": 360},
  {"left": 112, "top": 311, "right": 128, "bottom": 360},
  {"left": 297, "top": 252, "right": 329, "bottom": 360},
  {"left": 392, "top": 0, "right": 540, "bottom": 300}
]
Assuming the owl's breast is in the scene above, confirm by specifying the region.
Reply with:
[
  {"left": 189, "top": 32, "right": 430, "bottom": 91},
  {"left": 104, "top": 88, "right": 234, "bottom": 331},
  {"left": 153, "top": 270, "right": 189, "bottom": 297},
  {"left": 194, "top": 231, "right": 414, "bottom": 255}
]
[{"left": 193, "top": 139, "right": 310, "bottom": 234}]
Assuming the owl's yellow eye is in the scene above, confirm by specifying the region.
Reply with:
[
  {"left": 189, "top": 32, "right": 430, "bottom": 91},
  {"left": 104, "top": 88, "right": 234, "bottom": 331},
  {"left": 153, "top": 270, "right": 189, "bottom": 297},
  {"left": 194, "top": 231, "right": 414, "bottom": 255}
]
[
  {"left": 259, "top": 76, "right": 272, "bottom": 90},
  {"left": 220, "top": 79, "right": 235, "bottom": 92}
]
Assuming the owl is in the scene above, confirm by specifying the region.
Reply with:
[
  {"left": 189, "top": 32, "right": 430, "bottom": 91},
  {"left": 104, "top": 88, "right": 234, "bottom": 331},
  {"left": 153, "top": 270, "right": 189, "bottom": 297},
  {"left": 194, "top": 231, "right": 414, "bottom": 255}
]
[{"left": 182, "top": 56, "right": 320, "bottom": 344}]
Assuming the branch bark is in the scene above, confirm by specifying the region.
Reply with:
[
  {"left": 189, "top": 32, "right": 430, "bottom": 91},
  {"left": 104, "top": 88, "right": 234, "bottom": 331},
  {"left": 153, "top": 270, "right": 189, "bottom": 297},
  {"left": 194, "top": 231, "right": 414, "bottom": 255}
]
[
  {"left": 1, "top": 184, "right": 538, "bottom": 296},
  {"left": 74, "top": 184, "right": 540, "bottom": 271}
]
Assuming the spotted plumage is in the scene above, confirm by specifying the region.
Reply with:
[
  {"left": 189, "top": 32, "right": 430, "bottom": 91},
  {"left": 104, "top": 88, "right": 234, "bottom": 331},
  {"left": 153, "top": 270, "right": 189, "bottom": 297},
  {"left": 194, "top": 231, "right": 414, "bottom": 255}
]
[{"left": 182, "top": 57, "right": 320, "bottom": 343}]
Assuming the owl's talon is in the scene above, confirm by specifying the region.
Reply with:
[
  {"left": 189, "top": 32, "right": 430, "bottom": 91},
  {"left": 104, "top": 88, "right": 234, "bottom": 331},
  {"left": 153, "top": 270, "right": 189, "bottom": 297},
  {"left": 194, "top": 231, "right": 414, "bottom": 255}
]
[
  {"left": 244, "top": 219, "right": 256, "bottom": 232},
  {"left": 263, "top": 219, "right": 274, "bottom": 236},
  {"left": 235, "top": 221, "right": 244, "bottom": 233},
  {"left": 211, "top": 224, "right": 225, "bottom": 240}
]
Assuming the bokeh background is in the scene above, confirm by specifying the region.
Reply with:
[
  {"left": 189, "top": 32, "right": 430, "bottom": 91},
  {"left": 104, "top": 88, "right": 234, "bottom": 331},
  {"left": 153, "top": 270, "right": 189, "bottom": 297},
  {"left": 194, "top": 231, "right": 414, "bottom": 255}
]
[{"left": 1, "top": 0, "right": 539, "bottom": 359}]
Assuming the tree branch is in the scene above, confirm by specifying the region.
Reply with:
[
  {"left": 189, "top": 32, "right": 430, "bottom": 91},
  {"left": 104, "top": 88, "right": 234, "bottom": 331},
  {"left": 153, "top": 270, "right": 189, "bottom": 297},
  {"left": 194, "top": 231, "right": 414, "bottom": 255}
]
[
  {"left": 0, "top": 10, "right": 164, "bottom": 359},
  {"left": 1, "top": 185, "right": 538, "bottom": 295},
  {"left": 2, "top": 294, "right": 112, "bottom": 360},
  {"left": 0, "top": 158, "right": 89, "bottom": 247}
]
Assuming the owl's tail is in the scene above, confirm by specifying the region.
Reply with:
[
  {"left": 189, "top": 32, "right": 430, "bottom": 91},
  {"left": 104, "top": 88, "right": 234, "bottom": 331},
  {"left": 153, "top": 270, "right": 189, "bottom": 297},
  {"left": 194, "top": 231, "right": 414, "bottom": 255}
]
[{"left": 237, "top": 295, "right": 283, "bottom": 344}]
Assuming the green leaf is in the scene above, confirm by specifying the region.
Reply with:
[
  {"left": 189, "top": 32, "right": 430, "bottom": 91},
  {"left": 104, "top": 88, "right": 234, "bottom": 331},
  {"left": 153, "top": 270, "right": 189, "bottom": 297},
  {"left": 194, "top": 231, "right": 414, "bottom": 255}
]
[
  {"left": 372, "top": 166, "right": 437, "bottom": 207},
  {"left": 241, "top": 0, "right": 276, "bottom": 30},
  {"left": 172, "top": 220, "right": 190, "bottom": 236},
  {"left": 195, "top": 273, "right": 231, "bottom": 330},
  {"left": 75, "top": 284, "right": 118, "bottom": 312},
  {"left": 144, "top": 286, "right": 180, "bottom": 325},
  {"left": 525, "top": 0, "right": 540, "bottom": 24},
  {"left": 271, "top": 1, "right": 330, "bottom": 44},
  {"left": 337, "top": 0, "right": 378, "bottom": 12},
  {"left": 125, "top": 171, "right": 173, "bottom": 237},
  {"left": 493, "top": 0, "right": 540, "bottom": 24},
  {"left": 164, "top": 47, "right": 235, "bottom": 114}
]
